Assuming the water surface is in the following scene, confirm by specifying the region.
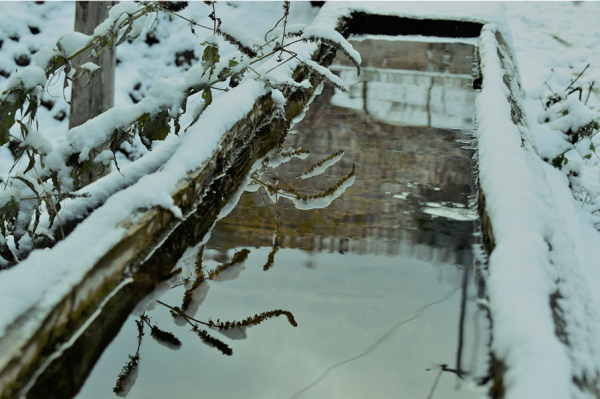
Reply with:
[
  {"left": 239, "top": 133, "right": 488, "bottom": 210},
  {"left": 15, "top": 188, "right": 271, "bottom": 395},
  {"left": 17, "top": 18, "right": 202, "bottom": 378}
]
[{"left": 74, "top": 37, "right": 488, "bottom": 399}]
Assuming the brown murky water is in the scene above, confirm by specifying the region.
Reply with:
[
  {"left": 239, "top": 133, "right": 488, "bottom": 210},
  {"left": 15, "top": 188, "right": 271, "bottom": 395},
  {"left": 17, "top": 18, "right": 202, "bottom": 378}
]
[{"left": 73, "top": 38, "right": 488, "bottom": 399}]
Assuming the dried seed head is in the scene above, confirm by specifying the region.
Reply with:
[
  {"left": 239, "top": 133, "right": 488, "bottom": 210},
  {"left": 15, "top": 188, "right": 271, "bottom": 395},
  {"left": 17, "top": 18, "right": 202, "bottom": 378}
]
[{"left": 160, "top": 1, "right": 189, "bottom": 12}]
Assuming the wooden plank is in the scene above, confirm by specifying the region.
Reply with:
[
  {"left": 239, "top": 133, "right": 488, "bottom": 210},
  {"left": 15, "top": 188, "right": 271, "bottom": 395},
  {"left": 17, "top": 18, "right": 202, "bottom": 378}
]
[{"left": 69, "top": 1, "right": 117, "bottom": 186}]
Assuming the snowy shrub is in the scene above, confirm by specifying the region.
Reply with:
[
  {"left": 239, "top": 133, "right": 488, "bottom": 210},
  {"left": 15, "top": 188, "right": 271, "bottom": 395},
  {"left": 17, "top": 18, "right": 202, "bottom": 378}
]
[
  {"left": 0, "top": 1, "right": 361, "bottom": 267},
  {"left": 538, "top": 68, "right": 600, "bottom": 216}
]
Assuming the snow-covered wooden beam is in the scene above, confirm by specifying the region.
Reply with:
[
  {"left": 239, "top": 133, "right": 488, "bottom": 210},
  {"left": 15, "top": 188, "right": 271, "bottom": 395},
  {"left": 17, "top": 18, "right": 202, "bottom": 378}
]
[
  {"left": 475, "top": 22, "right": 600, "bottom": 399},
  {"left": 315, "top": 5, "right": 600, "bottom": 398},
  {"left": 0, "top": 39, "right": 337, "bottom": 399}
]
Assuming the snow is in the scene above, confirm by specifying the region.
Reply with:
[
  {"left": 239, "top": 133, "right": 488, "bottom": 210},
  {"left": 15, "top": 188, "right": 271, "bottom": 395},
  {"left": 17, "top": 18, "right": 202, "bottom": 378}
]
[
  {"left": 0, "top": 69, "right": 271, "bottom": 349},
  {"left": 474, "top": 24, "right": 574, "bottom": 398},
  {"left": 538, "top": 96, "right": 597, "bottom": 134},
  {"left": 218, "top": 23, "right": 262, "bottom": 50},
  {"left": 270, "top": 89, "right": 286, "bottom": 108},
  {"left": 1, "top": 66, "right": 46, "bottom": 96},
  {"left": 423, "top": 203, "right": 478, "bottom": 222},
  {"left": 43, "top": 76, "right": 189, "bottom": 189},
  {"left": 292, "top": 174, "right": 355, "bottom": 211},
  {"left": 211, "top": 262, "right": 245, "bottom": 283},
  {"left": 302, "top": 58, "right": 347, "bottom": 91},
  {"left": 350, "top": 33, "right": 478, "bottom": 46},
  {"left": 18, "top": 125, "right": 53, "bottom": 156},
  {"left": 57, "top": 31, "right": 91, "bottom": 58},
  {"left": 270, "top": 23, "right": 307, "bottom": 39},
  {"left": 1, "top": 2, "right": 600, "bottom": 398},
  {"left": 0, "top": 186, "right": 20, "bottom": 209},
  {"left": 32, "top": 47, "right": 60, "bottom": 70},
  {"left": 300, "top": 151, "right": 344, "bottom": 179},
  {"left": 80, "top": 62, "right": 100, "bottom": 72},
  {"left": 313, "top": 1, "right": 512, "bottom": 67},
  {"left": 93, "top": 2, "right": 141, "bottom": 38},
  {"left": 301, "top": 24, "right": 362, "bottom": 69},
  {"left": 210, "top": 325, "right": 247, "bottom": 341},
  {"left": 473, "top": 11, "right": 600, "bottom": 397}
]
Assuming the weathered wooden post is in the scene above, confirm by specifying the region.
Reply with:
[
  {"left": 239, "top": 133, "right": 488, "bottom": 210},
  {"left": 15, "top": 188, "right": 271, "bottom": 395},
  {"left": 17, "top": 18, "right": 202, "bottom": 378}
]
[{"left": 69, "top": 1, "right": 117, "bottom": 186}]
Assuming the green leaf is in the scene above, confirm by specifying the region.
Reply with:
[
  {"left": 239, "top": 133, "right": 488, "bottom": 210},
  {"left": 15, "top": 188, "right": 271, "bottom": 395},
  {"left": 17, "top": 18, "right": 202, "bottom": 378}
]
[
  {"left": 14, "top": 175, "right": 39, "bottom": 196},
  {"left": 0, "top": 98, "right": 24, "bottom": 146},
  {"left": 229, "top": 67, "right": 247, "bottom": 88},
  {"left": 137, "top": 110, "right": 171, "bottom": 150},
  {"left": 201, "top": 42, "right": 220, "bottom": 78},
  {"left": 202, "top": 88, "right": 213, "bottom": 107},
  {"left": 0, "top": 195, "right": 19, "bottom": 216},
  {"left": 115, "top": 16, "right": 134, "bottom": 47},
  {"left": 79, "top": 160, "right": 99, "bottom": 176},
  {"left": 228, "top": 59, "right": 238, "bottom": 68},
  {"left": 23, "top": 151, "right": 37, "bottom": 174}
]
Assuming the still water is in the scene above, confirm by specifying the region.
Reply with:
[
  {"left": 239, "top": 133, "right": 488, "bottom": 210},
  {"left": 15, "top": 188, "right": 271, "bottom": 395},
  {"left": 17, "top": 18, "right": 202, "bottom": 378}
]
[{"left": 75, "top": 37, "right": 488, "bottom": 399}]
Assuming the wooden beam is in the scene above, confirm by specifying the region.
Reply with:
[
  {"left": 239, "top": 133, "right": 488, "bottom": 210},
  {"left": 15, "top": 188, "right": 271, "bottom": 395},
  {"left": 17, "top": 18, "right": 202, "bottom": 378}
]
[{"left": 69, "top": 1, "right": 117, "bottom": 186}]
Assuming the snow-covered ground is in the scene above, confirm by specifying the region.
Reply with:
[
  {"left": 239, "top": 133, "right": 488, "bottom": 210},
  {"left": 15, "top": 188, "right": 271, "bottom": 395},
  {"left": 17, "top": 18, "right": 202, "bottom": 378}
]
[
  {"left": 499, "top": 3, "right": 600, "bottom": 397},
  {"left": 1, "top": 1, "right": 600, "bottom": 398},
  {"left": 0, "top": 2, "right": 321, "bottom": 173}
]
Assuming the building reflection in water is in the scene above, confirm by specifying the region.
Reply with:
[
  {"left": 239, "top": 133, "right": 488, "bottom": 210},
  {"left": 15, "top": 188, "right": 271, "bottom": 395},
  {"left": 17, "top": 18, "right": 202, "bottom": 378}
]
[
  {"left": 330, "top": 37, "right": 477, "bottom": 130},
  {"left": 210, "top": 37, "right": 479, "bottom": 265}
]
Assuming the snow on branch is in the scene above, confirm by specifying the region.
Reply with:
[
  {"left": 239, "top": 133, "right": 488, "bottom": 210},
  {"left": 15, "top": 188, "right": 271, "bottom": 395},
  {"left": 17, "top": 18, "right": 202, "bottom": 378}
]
[
  {"left": 270, "top": 23, "right": 307, "bottom": 39},
  {"left": 0, "top": 0, "right": 360, "bottom": 268},
  {"left": 301, "top": 25, "right": 362, "bottom": 76},
  {"left": 217, "top": 24, "right": 261, "bottom": 58},
  {"left": 302, "top": 59, "right": 347, "bottom": 93}
]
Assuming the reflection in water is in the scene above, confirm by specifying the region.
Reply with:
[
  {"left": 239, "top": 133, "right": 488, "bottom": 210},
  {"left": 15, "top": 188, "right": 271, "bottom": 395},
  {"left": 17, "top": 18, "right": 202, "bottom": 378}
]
[
  {"left": 73, "top": 38, "right": 488, "bottom": 399},
  {"left": 113, "top": 319, "right": 143, "bottom": 397},
  {"left": 213, "top": 93, "right": 476, "bottom": 264},
  {"left": 331, "top": 37, "right": 477, "bottom": 130},
  {"left": 110, "top": 242, "right": 304, "bottom": 396},
  {"left": 290, "top": 286, "right": 460, "bottom": 399}
]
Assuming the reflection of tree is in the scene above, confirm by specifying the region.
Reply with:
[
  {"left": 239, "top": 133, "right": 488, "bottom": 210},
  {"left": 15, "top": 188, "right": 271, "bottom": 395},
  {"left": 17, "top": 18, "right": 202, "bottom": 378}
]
[
  {"left": 249, "top": 147, "right": 355, "bottom": 271},
  {"left": 113, "top": 246, "right": 298, "bottom": 396},
  {"left": 290, "top": 287, "right": 460, "bottom": 399},
  {"left": 112, "top": 146, "right": 356, "bottom": 396},
  {"left": 113, "top": 319, "right": 144, "bottom": 396}
]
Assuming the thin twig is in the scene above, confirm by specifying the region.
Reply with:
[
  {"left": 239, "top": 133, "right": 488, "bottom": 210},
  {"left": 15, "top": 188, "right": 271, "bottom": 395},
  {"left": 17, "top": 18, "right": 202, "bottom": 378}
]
[
  {"left": 426, "top": 369, "right": 444, "bottom": 399},
  {"left": 565, "top": 63, "right": 590, "bottom": 91},
  {"left": 264, "top": 14, "right": 287, "bottom": 44},
  {"left": 289, "top": 287, "right": 460, "bottom": 398},
  {"left": 544, "top": 81, "right": 556, "bottom": 95},
  {"left": 263, "top": 55, "right": 295, "bottom": 75},
  {"left": 155, "top": 300, "right": 210, "bottom": 327},
  {"left": 585, "top": 81, "right": 595, "bottom": 105}
]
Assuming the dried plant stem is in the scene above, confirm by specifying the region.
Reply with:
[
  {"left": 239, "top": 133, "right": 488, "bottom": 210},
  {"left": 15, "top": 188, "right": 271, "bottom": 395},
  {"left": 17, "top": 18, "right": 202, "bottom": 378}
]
[{"left": 156, "top": 300, "right": 209, "bottom": 327}]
